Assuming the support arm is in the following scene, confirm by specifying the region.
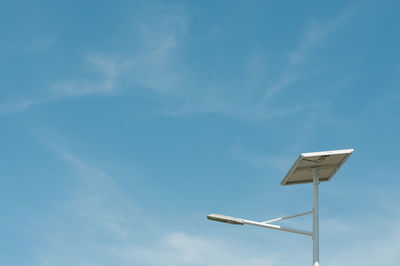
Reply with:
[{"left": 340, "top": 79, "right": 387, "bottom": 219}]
[
  {"left": 262, "top": 211, "right": 312, "bottom": 224},
  {"left": 242, "top": 219, "right": 312, "bottom": 236}
]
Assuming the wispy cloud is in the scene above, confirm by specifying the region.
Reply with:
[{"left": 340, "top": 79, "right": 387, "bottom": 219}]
[
  {"left": 289, "top": 16, "right": 349, "bottom": 66},
  {"left": 0, "top": 6, "right": 187, "bottom": 116},
  {"left": 1, "top": 5, "right": 353, "bottom": 121},
  {"left": 254, "top": 6, "right": 354, "bottom": 115},
  {"left": 31, "top": 145, "right": 281, "bottom": 266},
  {"left": 126, "top": 232, "right": 277, "bottom": 266},
  {"left": 230, "top": 113, "right": 321, "bottom": 172},
  {"left": 0, "top": 53, "right": 126, "bottom": 114},
  {"left": 231, "top": 145, "right": 294, "bottom": 172},
  {"left": 26, "top": 37, "right": 55, "bottom": 55},
  {"left": 29, "top": 132, "right": 400, "bottom": 266},
  {"left": 32, "top": 150, "right": 140, "bottom": 265},
  {"left": 323, "top": 214, "right": 400, "bottom": 266},
  {"left": 131, "top": 8, "right": 189, "bottom": 93},
  {"left": 158, "top": 6, "right": 355, "bottom": 121},
  {"left": 0, "top": 98, "right": 43, "bottom": 114},
  {"left": 52, "top": 53, "right": 125, "bottom": 97}
]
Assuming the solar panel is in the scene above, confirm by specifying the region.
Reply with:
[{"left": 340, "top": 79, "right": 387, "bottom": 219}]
[{"left": 281, "top": 149, "right": 353, "bottom": 186}]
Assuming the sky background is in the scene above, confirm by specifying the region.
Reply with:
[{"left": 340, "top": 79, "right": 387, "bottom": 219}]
[{"left": 1, "top": 0, "right": 400, "bottom": 265}]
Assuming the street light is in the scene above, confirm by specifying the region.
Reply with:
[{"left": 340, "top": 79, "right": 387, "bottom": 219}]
[{"left": 207, "top": 149, "right": 353, "bottom": 266}]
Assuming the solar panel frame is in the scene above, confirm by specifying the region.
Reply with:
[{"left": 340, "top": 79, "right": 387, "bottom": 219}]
[{"left": 281, "top": 149, "right": 353, "bottom": 186}]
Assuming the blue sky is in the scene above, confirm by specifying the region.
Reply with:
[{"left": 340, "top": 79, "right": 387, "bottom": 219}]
[{"left": 1, "top": 0, "right": 400, "bottom": 265}]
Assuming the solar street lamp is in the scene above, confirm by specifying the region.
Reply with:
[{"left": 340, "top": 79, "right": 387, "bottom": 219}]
[{"left": 207, "top": 149, "right": 353, "bottom": 266}]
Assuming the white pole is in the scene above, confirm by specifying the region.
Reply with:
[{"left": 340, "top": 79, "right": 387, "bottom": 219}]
[{"left": 312, "top": 169, "right": 320, "bottom": 266}]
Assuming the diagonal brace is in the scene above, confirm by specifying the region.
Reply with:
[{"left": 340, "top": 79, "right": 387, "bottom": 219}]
[
  {"left": 262, "top": 211, "right": 313, "bottom": 224},
  {"left": 241, "top": 218, "right": 312, "bottom": 236}
]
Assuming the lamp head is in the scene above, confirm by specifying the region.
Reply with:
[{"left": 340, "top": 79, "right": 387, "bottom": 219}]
[{"left": 207, "top": 214, "right": 244, "bottom": 225}]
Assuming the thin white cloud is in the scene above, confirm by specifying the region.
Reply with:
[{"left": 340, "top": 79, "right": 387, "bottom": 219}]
[
  {"left": 323, "top": 215, "right": 400, "bottom": 266},
  {"left": 26, "top": 37, "right": 55, "bottom": 55},
  {"left": 1, "top": 5, "right": 351, "bottom": 121},
  {"left": 0, "top": 98, "right": 42, "bottom": 114},
  {"left": 255, "top": 6, "right": 354, "bottom": 113},
  {"left": 157, "top": 6, "right": 354, "bottom": 121},
  {"left": 31, "top": 148, "right": 281, "bottom": 266},
  {"left": 230, "top": 115, "right": 322, "bottom": 172},
  {"left": 128, "top": 7, "right": 189, "bottom": 94},
  {"left": 0, "top": 53, "right": 126, "bottom": 115},
  {"left": 29, "top": 136, "right": 400, "bottom": 266},
  {"left": 231, "top": 145, "right": 294, "bottom": 172},
  {"left": 0, "top": 7, "right": 187, "bottom": 115},
  {"left": 125, "top": 232, "right": 277, "bottom": 266},
  {"left": 289, "top": 8, "right": 354, "bottom": 66},
  {"left": 52, "top": 53, "right": 125, "bottom": 97}
]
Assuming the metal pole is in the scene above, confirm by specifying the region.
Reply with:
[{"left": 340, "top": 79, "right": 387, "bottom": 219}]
[{"left": 312, "top": 168, "right": 320, "bottom": 266}]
